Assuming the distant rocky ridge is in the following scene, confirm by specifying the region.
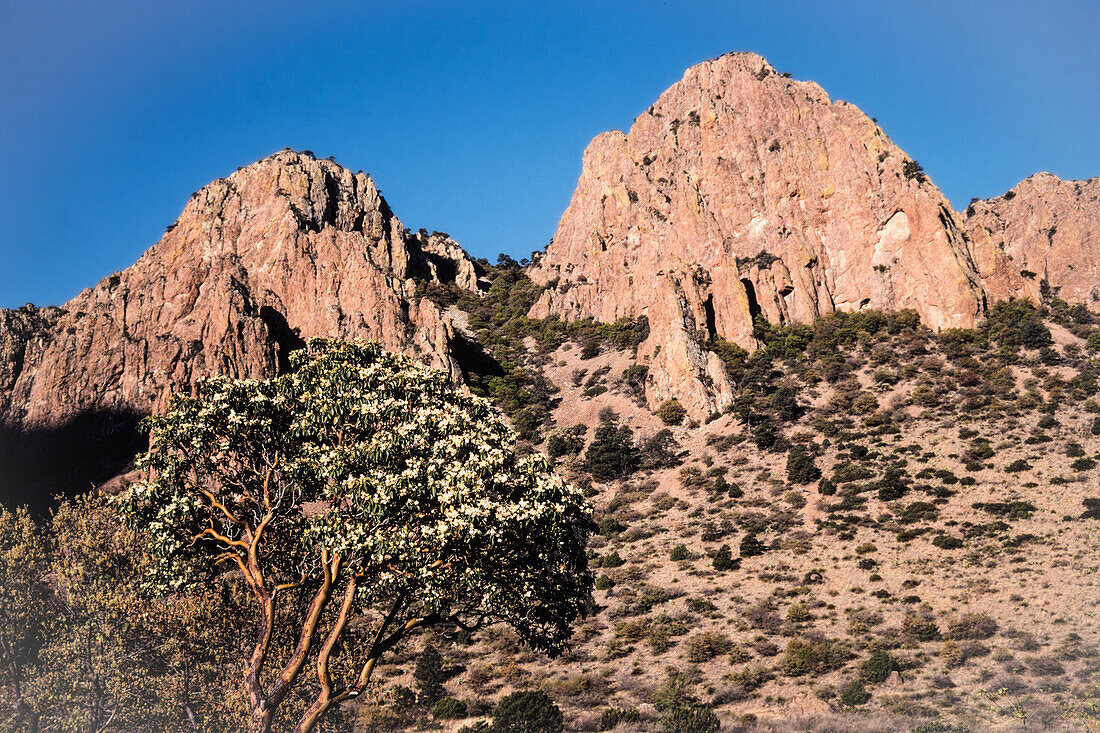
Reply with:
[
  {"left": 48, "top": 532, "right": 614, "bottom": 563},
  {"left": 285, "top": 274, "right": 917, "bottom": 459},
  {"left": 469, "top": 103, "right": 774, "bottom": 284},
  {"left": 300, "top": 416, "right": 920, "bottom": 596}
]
[
  {"left": 0, "top": 151, "right": 485, "bottom": 505},
  {"left": 966, "top": 172, "right": 1100, "bottom": 305}
]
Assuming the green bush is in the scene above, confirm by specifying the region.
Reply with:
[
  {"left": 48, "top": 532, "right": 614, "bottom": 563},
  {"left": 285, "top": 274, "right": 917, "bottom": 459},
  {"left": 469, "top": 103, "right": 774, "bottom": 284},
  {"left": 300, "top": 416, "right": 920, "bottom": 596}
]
[
  {"left": 781, "top": 637, "right": 852, "bottom": 676},
  {"left": 600, "top": 707, "right": 640, "bottom": 731},
  {"left": 944, "top": 612, "right": 997, "bottom": 640},
  {"left": 598, "top": 516, "right": 626, "bottom": 537},
  {"left": 712, "top": 545, "right": 740, "bottom": 571},
  {"left": 902, "top": 613, "right": 940, "bottom": 641},
  {"left": 415, "top": 644, "right": 446, "bottom": 705},
  {"left": 639, "top": 429, "right": 683, "bottom": 470},
  {"left": 600, "top": 551, "right": 624, "bottom": 568},
  {"left": 739, "top": 533, "right": 766, "bottom": 558},
  {"left": 670, "top": 544, "right": 689, "bottom": 561},
  {"left": 594, "top": 575, "right": 614, "bottom": 591},
  {"left": 491, "top": 690, "right": 563, "bottom": 733},
  {"left": 661, "top": 705, "right": 720, "bottom": 733},
  {"left": 839, "top": 679, "right": 871, "bottom": 707},
  {"left": 685, "top": 631, "right": 733, "bottom": 663},
  {"left": 585, "top": 421, "right": 640, "bottom": 481},
  {"left": 432, "top": 697, "right": 468, "bottom": 719},
  {"left": 546, "top": 424, "right": 587, "bottom": 458},
  {"left": 658, "top": 399, "right": 688, "bottom": 425},
  {"left": 786, "top": 445, "right": 821, "bottom": 484},
  {"left": 861, "top": 649, "right": 899, "bottom": 683}
]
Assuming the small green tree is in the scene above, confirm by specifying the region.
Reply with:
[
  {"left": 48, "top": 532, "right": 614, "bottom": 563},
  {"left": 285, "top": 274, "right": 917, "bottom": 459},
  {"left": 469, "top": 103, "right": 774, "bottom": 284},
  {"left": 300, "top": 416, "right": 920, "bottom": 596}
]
[
  {"left": 414, "top": 645, "right": 445, "bottom": 706},
  {"left": 121, "top": 340, "right": 593, "bottom": 733},
  {"left": 785, "top": 445, "right": 821, "bottom": 484},
  {"left": 491, "top": 690, "right": 563, "bottom": 733},
  {"left": 584, "top": 420, "right": 639, "bottom": 481}
]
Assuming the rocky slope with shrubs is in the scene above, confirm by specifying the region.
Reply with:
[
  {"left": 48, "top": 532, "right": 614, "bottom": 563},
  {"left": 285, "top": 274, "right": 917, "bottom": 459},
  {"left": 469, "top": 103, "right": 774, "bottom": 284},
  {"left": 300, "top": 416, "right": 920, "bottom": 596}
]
[{"left": 391, "top": 263, "right": 1100, "bottom": 733}]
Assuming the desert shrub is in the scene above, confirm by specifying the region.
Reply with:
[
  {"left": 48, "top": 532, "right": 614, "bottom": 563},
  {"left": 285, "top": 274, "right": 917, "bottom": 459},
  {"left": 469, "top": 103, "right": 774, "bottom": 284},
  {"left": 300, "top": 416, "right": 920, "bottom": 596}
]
[
  {"left": 786, "top": 445, "right": 821, "bottom": 484},
  {"left": 658, "top": 399, "right": 688, "bottom": 426},
  {"left": 599, "top": 517, "right": 626, "bottom": 537},
  {"left": 685, "top": 632, "right": 733, "bottom": 663},
  {"left": 491, "top": 690, "right": 563, "bottom": 733},
  {"left": 818, "top": 478, "right": 837, "bottom": 496},
  {"left": 593, "top": 575, "right": 613, "bottom": 591},
  {"left": 621, "top": 365, "right": 649, "bottom": 402},
  {"left": 600, "top": 551, "right": 624, "bottom": 568},
  {"left": 902, "top": 613, "right": 940, "bottom": 642},
  {"left": 639, "top": 429, "right": 683, "bottom": 470},
  {"left": 661, "top": 705, "right": 720, "bottom": 733},
  {"left": 546, "top": 424, "right": 587, "bottom": 458},
  {"left": 931, "top": 533, "right": 963, "bottom": 550},
  {"left": 415, "top": 644, "right": 446, "bottom": 705},
  {"left": 600, "top": 707, "right": 641, "bottom": 730},
  {"left": 877, "top": 467, "right": 910, "bottom": 501},
  {"left": 1082, "top": 498, "right": 1100, "bottom": 519},
  {"left": 911, "top": 723, "right": 971, "bottom": 733},
  {"left": 1072, "top": 457, "right": 1098, "bottom": 472},
  {"left": 944, "top": 613, "right": 997, "bottom": 640},
  {"left": 1005, "top": 459, "right": 1031, "bottom": 473},
  {"left": 973, "top": 500, "right": 1036, "bottom": 520},
  {"left": 432, "top": 697, "right": 468, "bottom": 719},
  {"left": 781, "top": 637, "right": 852, "bottom": 676},
  {"left": 679, "top": 466, "right": 709, "bottom": 492},
  {"left": 739, "top": 533, "right": 766, "bottom": 558},
  {"left": 939, "top": 640, "right": 963, "bottom": 670},
  {"left": 712, "top": 545, "right": 740, "bottom": 571},
  {"left": 839, "top": 679, "right": 871, "bottom": 707},
  {"left": 585, "top": 421, "right": 640, "bottom": 481},
  {"left": 652, "top": 668, "right": 699, "bottom": 712},
  {"left": 896, "top": 502, "right": 938, "bottom": 523},
  {"left": 786, "top": 603, "right": 812, "bottom": 623},
  {"left": 861, "top": 649, "right": 899, "bottom": 683},
  {"left": 849, "top": 392, "right": 879, "bottom": 415},
  {"left": 670, "top": 544, "right": 689, "bottom": 562},
  {"left": 752, "top": 420, "right": 788, "bottom": 452}
]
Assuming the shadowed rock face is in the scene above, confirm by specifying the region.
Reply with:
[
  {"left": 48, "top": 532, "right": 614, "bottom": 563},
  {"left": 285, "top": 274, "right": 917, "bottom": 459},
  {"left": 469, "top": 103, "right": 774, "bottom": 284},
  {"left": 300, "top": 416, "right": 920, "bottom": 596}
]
[
  {"left": 966, "top": 173, "right": 1100, "bottom": 305},
  {"left": 0, "top": 151, "right": 484, "bottom": 505},
  {"left": 528, "top": 52, "right": 1017, "bottom": 417}
]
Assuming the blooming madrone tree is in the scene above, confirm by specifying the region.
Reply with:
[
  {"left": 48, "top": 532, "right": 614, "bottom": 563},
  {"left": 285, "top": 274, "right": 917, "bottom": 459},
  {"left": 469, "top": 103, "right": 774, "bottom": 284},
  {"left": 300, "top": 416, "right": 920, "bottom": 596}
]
[{"left": 120, "top": 339, "right": 593, "bottom": 733}]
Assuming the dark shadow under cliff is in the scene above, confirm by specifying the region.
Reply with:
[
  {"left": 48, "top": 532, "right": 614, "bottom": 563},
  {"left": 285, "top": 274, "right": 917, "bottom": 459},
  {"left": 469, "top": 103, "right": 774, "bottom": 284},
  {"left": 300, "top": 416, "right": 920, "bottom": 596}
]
[{"left": 0, "top": 407, "right": 145, "bottom": 515}]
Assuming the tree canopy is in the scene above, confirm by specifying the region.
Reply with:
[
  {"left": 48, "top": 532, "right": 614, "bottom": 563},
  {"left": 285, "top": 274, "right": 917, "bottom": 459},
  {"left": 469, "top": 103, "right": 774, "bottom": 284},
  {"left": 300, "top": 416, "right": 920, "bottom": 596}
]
[{"left": 119, "top": 339, "right": 593, "bottom": 732}]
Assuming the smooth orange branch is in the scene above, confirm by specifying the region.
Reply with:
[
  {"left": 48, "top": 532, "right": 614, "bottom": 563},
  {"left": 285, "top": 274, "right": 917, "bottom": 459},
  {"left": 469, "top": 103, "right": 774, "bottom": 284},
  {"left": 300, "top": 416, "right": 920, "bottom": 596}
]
[
  {"left": 198, "top": 487, "right": 245, "bottom": 527},
  {"left": 191, "top": 527, "right": 249, "bottom": 553},
  {"left": 261, "top": 452, "right": 281, "bottom": 512},
  {"left": 267, "top": 550, "right": 341, "bottom": 707},
  {"left": 275, "top": 573, "right": 307, "bottom": 593}
]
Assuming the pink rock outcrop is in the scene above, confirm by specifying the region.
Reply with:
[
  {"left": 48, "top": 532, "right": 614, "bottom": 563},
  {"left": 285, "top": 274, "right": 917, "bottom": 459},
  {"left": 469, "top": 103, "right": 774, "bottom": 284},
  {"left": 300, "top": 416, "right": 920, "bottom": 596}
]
[
  {"left": 966, "top": 173, "right": 1100, "bottom": 304},
  {"left": 529, "top": 52, "right": 1012, "bottom": 416},
  {"left": 0, "top": 151, "right": 483, "bottom": 500}
]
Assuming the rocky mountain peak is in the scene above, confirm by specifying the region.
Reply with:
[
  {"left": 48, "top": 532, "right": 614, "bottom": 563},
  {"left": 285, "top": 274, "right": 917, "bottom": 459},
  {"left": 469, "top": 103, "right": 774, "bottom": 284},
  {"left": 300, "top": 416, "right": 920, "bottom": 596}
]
[
  {"left": 528, "top": 53, "right": 1013, "bottom": 417},
  {"left": 0, "top": 150, "right": 483, "bottom": 505}
]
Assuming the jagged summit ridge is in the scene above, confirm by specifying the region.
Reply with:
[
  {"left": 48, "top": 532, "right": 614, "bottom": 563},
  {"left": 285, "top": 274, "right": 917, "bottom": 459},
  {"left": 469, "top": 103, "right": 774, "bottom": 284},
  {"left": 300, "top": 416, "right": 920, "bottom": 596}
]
[
  {"left": 967, "top": 172, "right": 1100, "bottom": 305},
  {"left": 0, "top": 150, "right": 484, "bottom": 502},
  {"left": 528, "top": 52, "right": 1019, "bottom": 417}
]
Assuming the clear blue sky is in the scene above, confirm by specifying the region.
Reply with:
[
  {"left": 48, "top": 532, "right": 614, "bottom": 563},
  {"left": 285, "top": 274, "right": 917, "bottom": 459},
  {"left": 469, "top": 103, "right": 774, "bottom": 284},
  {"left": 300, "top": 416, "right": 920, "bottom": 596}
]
[{"left": 1, "top": 1, "right": 1098, "bottom": 308}]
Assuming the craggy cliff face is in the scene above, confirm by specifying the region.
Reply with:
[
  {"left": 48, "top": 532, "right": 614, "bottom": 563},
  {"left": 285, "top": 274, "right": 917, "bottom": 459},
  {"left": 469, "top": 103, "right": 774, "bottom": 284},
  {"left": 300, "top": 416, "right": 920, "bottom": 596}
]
[
  {"left": 966, "top": 173, "right": 1100, "bottom": 305},
  {"left": 0, "top": 151, "right": 483, "bottom": 503},
  {"left": 528, "top": 52, "right": 1015, "bottom": 417}
]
